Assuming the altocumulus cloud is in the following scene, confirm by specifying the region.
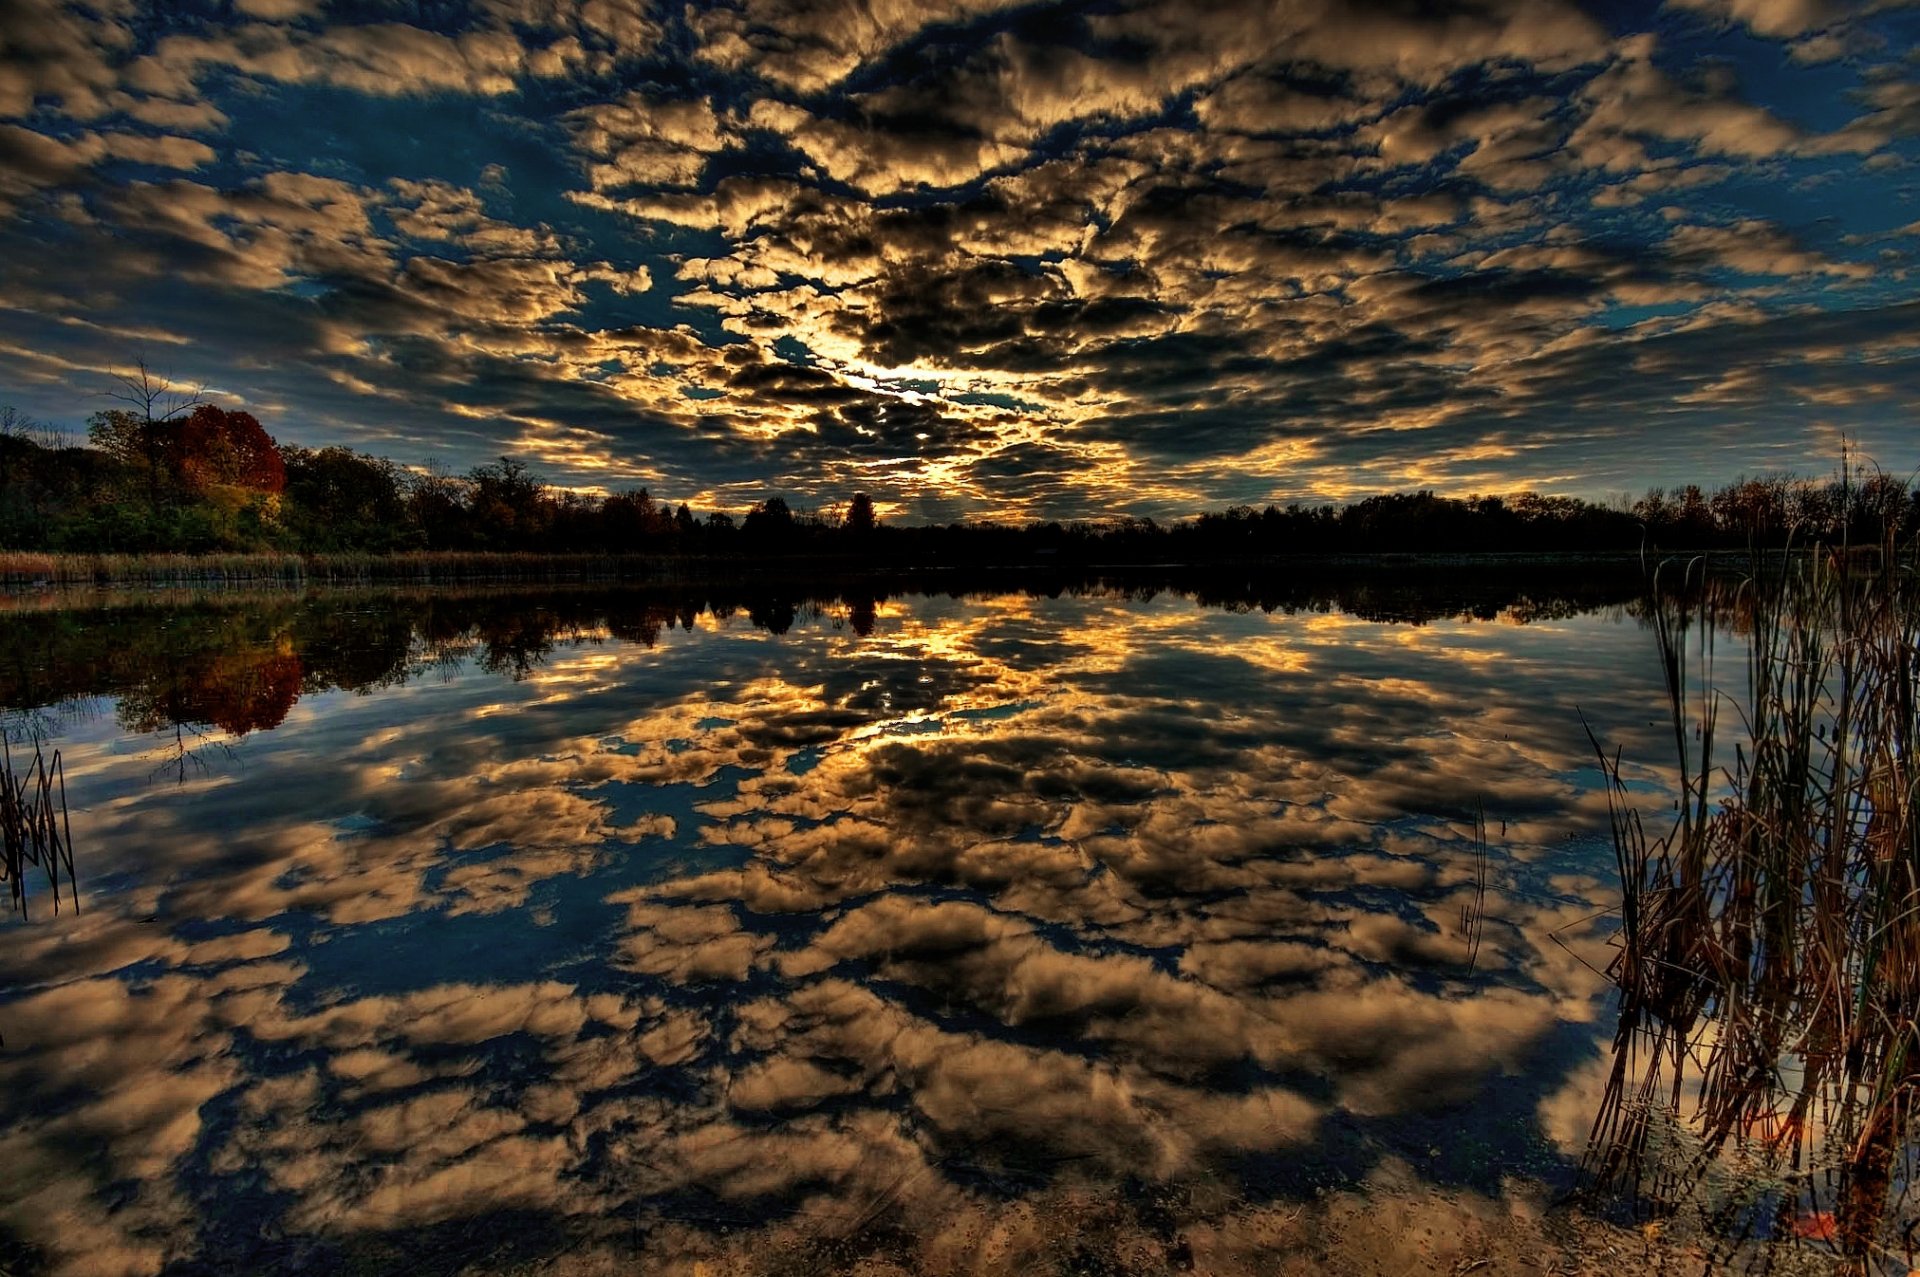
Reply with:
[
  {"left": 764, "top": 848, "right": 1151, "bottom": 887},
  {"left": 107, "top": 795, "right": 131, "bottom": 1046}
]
[{"left": 0, "top": 0, "right": 1916, "bottom": 518}]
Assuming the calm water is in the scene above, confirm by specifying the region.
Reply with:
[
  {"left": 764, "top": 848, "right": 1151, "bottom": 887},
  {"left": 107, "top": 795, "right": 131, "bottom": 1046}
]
[{"left": 0, "top": 576, "right": 1677, "bottom": 1274}]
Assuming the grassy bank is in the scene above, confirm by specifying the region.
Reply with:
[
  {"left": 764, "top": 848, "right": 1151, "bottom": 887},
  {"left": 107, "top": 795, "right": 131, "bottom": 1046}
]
[
  {"left": 0, "top": 550, "right": 689, "bottom": 587},
  {"left": 0, "top": 547, "right": 1681, "bottom": 590}
]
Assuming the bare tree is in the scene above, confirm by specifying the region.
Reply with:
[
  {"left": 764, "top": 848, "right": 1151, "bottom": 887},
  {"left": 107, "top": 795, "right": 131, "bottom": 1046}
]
[
  {"left": 0, "top": 405, "right": 66, "bottom": 450},
  {"left": 101, "top": 357, "right": 204, "bottom": 501},
  {"left": 104, "top": 357, "right": 204, "bottom": 426}
]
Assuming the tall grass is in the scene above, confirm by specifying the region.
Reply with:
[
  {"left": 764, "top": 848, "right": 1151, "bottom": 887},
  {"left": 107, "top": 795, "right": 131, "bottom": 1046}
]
[
  {"left": 0, "top": 736, "right": 77, "bottom": 920},
  {"left": 1585, "top": 538, "right": 1920, "bottom": 1271},
  {"left": 0, "top": 551, "right": 686, "bottom": 588}
]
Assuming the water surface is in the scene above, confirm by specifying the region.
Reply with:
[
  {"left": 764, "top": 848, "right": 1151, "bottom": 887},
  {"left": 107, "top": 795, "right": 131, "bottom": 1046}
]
[{"left": 0, "top": 576, "right": 1673, "bottom": 1274}]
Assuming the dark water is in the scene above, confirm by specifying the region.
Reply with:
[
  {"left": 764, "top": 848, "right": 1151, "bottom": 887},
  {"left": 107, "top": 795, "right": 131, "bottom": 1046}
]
[{"left": 0, "top": 575, "right": 1676, "bottom": 1275}]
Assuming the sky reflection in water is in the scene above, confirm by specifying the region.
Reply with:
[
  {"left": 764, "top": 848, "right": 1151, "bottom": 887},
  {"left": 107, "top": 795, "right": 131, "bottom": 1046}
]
[{"left": 0, "top": 581, "right": 1674, "bottom": 1274}]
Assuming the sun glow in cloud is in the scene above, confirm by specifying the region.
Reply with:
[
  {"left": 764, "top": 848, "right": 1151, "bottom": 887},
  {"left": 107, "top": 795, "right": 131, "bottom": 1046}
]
[{"left": 0, "top": 0, "right": 1916, "bottom": 518}]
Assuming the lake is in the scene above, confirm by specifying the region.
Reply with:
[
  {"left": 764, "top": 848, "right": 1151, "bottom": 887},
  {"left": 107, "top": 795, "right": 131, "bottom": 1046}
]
[{"left": 0, "top": 573, "right": 1683, "bottom": 1275}]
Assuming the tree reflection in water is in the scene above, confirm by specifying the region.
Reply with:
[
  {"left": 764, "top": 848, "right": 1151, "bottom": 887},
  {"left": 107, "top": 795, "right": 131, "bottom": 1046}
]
[{"left": 0, "top": 567, "right": 1643, "bottom": 743}]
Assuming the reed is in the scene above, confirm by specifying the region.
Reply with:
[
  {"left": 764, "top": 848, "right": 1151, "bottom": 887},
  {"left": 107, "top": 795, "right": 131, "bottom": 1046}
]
[
  {"left": 0, "top": 736, "right": 78, "bottom": 920},
  {"left": 0, "top": 550, "right": 685, "bottom": 588},
  {"left": 0, "top": 551, "right": 306, "bottom": 586},
  {"left": 1459, "top": 806, "right": 1490, "bottom": 974},
  {"left": 1585, "top": 534, "right": 1920, "bottom": 1272}
]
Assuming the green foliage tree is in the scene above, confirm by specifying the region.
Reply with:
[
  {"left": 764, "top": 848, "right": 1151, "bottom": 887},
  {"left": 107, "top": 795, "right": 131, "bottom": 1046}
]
[
  {"left": 467, "top": 455, "right": 551, "bottom": 547},
  {"left": 86, "top": 409, "right": 147, "bottom": 471},
  {"left": 280, "top": 445, "right": 412, "bottom": 551}
]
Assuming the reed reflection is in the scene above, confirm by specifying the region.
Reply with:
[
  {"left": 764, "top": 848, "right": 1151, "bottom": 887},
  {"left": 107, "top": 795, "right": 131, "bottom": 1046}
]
[
  {"left": 1577, "top": 556, "right": 1920, "bottom": 1273},
  {"left": 0, "top": 575, "right": 1661, "bottom": 1276}
]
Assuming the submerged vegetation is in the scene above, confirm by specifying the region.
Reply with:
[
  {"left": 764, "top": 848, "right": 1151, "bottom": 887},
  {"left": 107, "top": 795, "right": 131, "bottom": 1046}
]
[{"left": 1586, "top": 522, "right": 1920, "bottom": 1271}]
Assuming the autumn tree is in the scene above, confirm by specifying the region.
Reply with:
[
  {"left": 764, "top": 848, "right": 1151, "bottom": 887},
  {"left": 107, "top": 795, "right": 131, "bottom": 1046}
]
[
  {"left": 170, "top": 404, "right": 286, "bottom": 495},
  {"left": 404, "top": 465, "right": 471, "bottom": 549},
  {"left": 468, "top": 455, "right": 552, "bottom": 546}
]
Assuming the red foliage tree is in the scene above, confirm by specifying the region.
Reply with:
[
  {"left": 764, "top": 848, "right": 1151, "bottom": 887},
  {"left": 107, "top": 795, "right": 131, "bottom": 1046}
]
[{"left": 169, "top": 405, "right": 286, "bottom": 494}]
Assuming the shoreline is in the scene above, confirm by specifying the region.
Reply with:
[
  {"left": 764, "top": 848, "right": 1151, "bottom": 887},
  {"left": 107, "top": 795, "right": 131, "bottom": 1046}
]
[{"left": 0, "top": 547, "right": 1708, "bottom": 591}]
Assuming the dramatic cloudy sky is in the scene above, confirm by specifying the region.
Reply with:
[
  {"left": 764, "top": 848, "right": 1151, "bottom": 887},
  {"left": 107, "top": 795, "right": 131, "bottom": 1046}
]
[{"left": 1, "top": 0, "right": 1916, "bottom": 519}]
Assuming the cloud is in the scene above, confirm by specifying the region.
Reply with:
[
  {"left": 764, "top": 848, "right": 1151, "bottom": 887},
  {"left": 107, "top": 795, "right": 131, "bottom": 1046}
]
[
  {"left": 568, "top": 92, "right": 743, "bottom": 191},
  {"left": 136, "top": 20, "right": 588, "bottom": 102},
  {"left": 1670, "top": 0, "right": 1845, "bottom": 37},
  {"left": 0, "top": 0, "right": 1913, "bottom": 514},
  {"left": 0, "top": 122, "right": 216, "bottom": 214},
  {"left": 0, "top": 0, "right": 139, "bottom": 121},
  {"left": 1667, "top": 217, "right": 1876, "bottom": 278},
  {"left": 688, "top": 0, "right": 1023, "bottom": 92}
]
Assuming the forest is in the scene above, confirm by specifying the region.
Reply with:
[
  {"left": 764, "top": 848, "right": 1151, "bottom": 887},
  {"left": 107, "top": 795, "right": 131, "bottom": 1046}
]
[{"left": 2, "top": 393, "right": 1915, "bottom": 562}]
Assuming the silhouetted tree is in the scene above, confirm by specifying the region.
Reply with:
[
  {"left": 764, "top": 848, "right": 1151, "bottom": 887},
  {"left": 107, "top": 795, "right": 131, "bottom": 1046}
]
[
  {"left": 845, "top": 492, "right": 876, "bottom": 536},
  {"left": 6, "top": 379, "right": 1917, "bottom": 560},
  {"left": 742, "top": 496, "right": 795, "bottom": 547},
  {"left": 602, "top": 487, "right": 665, "bottom": 549},
  {"left": 405, "top": 466, "right": 471, "bottom": 549},
  {"left": 468, "top": 456, "right": 550, "bottom": 547}
]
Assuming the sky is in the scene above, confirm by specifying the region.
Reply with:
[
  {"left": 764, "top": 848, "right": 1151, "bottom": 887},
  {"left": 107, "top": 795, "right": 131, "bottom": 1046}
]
[{"left": 0, "top": 0, "right": 1917, "bottom": 521}]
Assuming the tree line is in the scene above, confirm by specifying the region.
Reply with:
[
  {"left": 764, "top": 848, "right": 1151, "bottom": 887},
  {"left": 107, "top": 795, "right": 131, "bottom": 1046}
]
[{"left": 1, "top": 381, "right": 1914, "bottom": 559}]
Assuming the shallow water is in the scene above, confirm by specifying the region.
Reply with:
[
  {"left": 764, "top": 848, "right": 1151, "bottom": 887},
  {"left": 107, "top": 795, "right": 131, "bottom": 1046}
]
[{"left": 0, "top": 576, "right": 1679, "bottom": 1274}]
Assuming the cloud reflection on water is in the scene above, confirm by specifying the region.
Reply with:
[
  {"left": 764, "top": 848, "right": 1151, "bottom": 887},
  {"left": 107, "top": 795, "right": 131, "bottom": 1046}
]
[{"left": 0, "top": 579, "right": 1661, "bottom": 1274}]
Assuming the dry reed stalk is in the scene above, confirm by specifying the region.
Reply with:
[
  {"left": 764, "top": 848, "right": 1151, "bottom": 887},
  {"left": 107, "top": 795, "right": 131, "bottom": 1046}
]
[
  {"left": 0, "top": 736, "right": 78, "bottom": 920},
  {"left": 0, "top": 550, "right": 678, "bottom": 588},
  {"left": 1585, "top": 527, "right": 1920, "bottom": 1273}
]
